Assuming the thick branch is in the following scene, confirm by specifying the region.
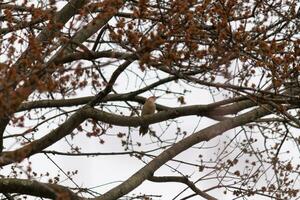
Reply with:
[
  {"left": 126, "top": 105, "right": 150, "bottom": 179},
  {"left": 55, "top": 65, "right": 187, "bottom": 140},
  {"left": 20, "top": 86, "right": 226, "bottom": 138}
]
[
  {"left": 84, "top": 105, "right": 213, "bottom": 127},
  {"left": 55, "top": 50, "right": 133, "bottom": 64},
  {"left": 0, "top": 117, "right": 9, "bottom": 153},
  {"left": 0, "top": 178, "right": 80, "bottom": 199}
]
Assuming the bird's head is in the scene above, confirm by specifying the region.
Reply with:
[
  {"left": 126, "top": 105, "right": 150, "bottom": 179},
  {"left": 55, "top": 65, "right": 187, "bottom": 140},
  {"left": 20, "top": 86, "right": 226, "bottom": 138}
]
[{"left": 147, "top": 96, "right": 156, "bottom": 103}]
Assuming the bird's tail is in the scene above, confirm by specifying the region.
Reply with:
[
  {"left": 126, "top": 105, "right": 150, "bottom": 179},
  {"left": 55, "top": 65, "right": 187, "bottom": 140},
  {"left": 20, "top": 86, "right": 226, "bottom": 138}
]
[{"left": 139, "top": 125, "right": 149, "bottom": 136}]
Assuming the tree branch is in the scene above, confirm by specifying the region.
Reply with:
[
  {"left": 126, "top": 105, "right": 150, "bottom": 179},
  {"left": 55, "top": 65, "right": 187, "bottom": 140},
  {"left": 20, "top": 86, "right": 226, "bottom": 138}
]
[
  {"left": 148, "top": 175, "right": 217, "bottom": 200},
  {"left": 0, "top": 0, "right": 125, "bottom": 152},
  {"left": 92, "top": 105, "right": 273, "bottom": 200},
  {"left": 17, "top": 75, "right": 176, "bottom": 112},
  {"left": 0, "top": 94, "right": 268, "bottom": 167},
  {"left": 0, "top": 108, "right": 87, "bottom": 166},
  {"left": 0, "top": 178, "right": 80, "bottom": 200},
  {"left": 55, "top": 50, "right": 133, "bottom": 64}
]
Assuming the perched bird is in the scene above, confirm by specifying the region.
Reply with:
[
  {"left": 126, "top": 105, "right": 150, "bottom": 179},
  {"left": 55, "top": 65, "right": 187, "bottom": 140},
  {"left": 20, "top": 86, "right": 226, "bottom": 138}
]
[{"left": 139, "top": 96, "right": 156, "bottom": 136}]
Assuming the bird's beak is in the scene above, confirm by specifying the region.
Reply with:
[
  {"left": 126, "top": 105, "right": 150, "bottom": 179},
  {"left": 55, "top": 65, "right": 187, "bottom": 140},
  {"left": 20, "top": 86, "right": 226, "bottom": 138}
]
[{"left": 153, "top": 95, "right": 161, "bottom": 99}]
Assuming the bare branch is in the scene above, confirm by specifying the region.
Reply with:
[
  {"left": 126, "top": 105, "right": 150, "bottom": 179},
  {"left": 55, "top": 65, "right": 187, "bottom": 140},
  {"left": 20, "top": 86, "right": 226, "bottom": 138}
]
[
  {"left": 94, "top": 105, "right": 273, "bottom": 200},
  {"left": 148, "top": 175, "right": 217, "bottom": 200},
  {"left": 0, "top": 178, "right": 81, "bottom": 200}
]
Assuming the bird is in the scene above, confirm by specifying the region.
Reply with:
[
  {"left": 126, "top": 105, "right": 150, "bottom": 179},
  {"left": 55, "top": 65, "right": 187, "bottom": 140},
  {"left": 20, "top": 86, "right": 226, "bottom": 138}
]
[{"left": 139, "top": 96, "right": 156, "bottom": 136}]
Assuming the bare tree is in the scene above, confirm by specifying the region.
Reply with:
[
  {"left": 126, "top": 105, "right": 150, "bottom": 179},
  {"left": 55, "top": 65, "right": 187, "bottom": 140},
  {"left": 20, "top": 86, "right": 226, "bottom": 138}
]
[{"left": 0, "top": 0, "right": 300, "bottom": 199}]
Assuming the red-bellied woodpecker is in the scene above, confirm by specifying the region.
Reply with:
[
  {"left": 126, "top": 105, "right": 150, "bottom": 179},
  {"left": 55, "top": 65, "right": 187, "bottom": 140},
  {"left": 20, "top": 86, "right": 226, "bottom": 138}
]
[{"left": 139, "top": 96, "right": 156, "bottom": 135}]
